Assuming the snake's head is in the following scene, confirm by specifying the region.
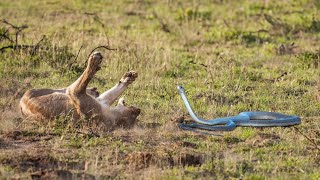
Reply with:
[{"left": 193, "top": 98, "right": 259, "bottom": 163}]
[{"left": 177, "top": 85, "right": 185, "bottom": 94}]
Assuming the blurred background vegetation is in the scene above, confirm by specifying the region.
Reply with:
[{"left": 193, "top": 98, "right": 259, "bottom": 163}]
[{"left": 0, "top": 0, "right": 319, "bottom": 179}]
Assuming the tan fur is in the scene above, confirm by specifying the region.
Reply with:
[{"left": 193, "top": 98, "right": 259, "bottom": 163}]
[{"left": 20, "top": 52, "right": 140, "bottom": 130}]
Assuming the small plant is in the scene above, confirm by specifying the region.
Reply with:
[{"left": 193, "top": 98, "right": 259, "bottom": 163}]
[
  {"left": 309, "top": 17, "right": 320, "bottom": 32},
  {"left": 0, "top": 21, "right": 84, "bottom": 77},
  {"left": 296, "top": 50, "right": 320, "bottom": 69},
  {"left": 210, "top": 29, "right": 270, "bottom": 46},
  {"left": 176, "top": 7, "right": 211, "bottom": 22},
  {"left": 35, "top": 39, "right": 85, "bottom": 76},
  {"left": 264, "top": 14, "right": 292, "bottom": 36}
]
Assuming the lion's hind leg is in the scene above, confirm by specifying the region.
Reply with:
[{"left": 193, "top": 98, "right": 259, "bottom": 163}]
[
  {"left": 20, "top": 89, "right": 70, "bottom": 121},
  {"left": 66, "top": 52, "right": 103, "bottom": 117}
]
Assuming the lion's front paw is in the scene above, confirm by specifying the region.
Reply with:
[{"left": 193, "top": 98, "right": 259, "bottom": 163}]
[{"left": 120, "top": 71, "right": 138, "bottom": 84}]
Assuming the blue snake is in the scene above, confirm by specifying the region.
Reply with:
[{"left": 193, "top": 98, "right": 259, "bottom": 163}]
[{"left": 177, "top": 86, "right": 301, "bottom": 132}]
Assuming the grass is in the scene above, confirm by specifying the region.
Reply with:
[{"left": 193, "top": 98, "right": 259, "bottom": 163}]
[{"left": 0, "top": 0, "right": 319, "bottom": 179}]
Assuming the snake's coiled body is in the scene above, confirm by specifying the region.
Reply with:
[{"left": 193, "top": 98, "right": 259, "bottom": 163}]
[{"left": 177, "top": 86, "right": 301, "bottom": 131}]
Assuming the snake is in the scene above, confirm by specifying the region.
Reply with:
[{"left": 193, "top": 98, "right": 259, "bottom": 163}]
[{"left": 177, "top": 86, "right": 301, "bottom": 132}]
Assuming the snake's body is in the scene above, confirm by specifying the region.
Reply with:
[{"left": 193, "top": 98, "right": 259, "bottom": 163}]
[{"left": 177, "top": 86, "right": 301, "bottom": 131}]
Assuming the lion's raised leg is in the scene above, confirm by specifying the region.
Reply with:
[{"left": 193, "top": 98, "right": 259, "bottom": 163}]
[
  {"left": 98, "top": 71, "right": 138, "bottom": 106},
  {"left": 66, "top": 52, "right": 103, "bottom": 117}
]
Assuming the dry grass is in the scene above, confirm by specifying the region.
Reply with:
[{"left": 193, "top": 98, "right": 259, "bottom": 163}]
[{"left": 0, "top": 0, "right": 320, "bottom": 179}]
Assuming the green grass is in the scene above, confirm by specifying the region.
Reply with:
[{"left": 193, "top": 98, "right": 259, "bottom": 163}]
[{"left": 0, "top": 0, "right": 319, "bottom": 179}]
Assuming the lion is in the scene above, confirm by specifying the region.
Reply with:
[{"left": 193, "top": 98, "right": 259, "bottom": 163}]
[{"left": 19, "top": 52, "right": 140, "bottom": 130}]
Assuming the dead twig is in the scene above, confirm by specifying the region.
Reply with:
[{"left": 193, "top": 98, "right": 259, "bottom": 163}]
[
  {"left": 125, "top": 11, "right": 143, "bottom": 16},
  {"left": 223, "top": 19, "right": 230, "bottom": 28},
  {"left": 294, "top": 127, "right": 320, "bottom": 152},
  {"left": 84, "top": 45, "right": 118, "bottom": 65},
  {"left": 0, "top": 44, "right": 35, "bottom": 52},
  {"left": 73, "top": 45, "right": 83, "bottom": 63},
  {"left": 87, "top": 45, "right": 117, "bottom": 58},
  {"left": 0, "top": 17, "right": 28, "bottom": 46},
  {"left": 0, "top": 17, "right": 26, "bottom": 30},
  {"left": 274, "top": 72, "right": 288, "bottom": 82},
  {"left": 0, "top": 29, "right": 14, "bottom": 43},
  {"left": 84, "top": 12, "right": 105, "bottom": 27},
  {"left": 152, "top": 11, "right": 170, "bottom": 33},
  {"left": 61, "top": 45, "right": 84, "bottom": 70},
  {"left": 31, "top": 35, "right": 46, "bottom": 55},
  {"left": 0, "top": 45, "right": 15, "bottom": 52}
]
